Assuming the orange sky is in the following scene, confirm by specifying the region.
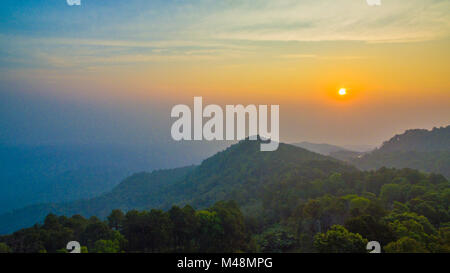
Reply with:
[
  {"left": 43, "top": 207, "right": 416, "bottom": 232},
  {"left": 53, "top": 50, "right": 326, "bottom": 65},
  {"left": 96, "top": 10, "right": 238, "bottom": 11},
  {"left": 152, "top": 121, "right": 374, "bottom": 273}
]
[{"left": 1, "top": 0, "right": 449, "bottom": 146}]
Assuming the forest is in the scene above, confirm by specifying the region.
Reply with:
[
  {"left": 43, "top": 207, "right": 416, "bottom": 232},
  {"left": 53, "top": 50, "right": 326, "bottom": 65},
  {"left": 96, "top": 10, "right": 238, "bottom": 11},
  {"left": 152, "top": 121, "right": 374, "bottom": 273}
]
[
  {"left": 353, "top": 126, "right": 450, "bottom": 178},
  {"left": 1, "top": 167, "right": 448, "bottom": 253}
]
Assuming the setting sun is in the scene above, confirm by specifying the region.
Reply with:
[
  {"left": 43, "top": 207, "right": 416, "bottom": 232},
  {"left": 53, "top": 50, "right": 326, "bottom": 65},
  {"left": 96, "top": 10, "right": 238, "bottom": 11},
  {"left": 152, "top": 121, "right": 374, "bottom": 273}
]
[{"left": 338, "top": 88, "right": 347, "bottom": 96}]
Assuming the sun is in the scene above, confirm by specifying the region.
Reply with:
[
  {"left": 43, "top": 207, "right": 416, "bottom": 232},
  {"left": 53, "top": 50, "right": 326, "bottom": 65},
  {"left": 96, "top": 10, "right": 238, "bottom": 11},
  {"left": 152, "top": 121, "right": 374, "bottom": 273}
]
[{"left": 338, "top": 88, "right": 347, "bottom": 96}]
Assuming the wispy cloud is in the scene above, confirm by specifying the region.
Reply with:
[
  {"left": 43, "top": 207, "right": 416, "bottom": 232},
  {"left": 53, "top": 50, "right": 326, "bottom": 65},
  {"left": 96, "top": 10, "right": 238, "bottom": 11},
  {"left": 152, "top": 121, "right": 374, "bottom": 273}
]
[
  {"left": 198, "top": 0, "right": 450, "bottom": 43},
  {"left": 280, "top": 54, "right": 369, "bottom": 60},
  {"left": 1, "top": 0, "right": 449, "bottom": 71}
]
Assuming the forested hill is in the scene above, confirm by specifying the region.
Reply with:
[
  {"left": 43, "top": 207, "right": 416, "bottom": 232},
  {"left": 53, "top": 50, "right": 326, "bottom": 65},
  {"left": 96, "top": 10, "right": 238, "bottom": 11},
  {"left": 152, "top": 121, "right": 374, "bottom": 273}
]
[
  {"left": 0, "top": 140, "right": 356, "bottom": 234},
  {"left": 169, "top": 139, "right": 356, "bottom": 210},
  {"left": 376, "top": 126, "right": 450, "bottom": 153},
  {"left": 353, "top": 126, "right": 450, "bottom": 178}
]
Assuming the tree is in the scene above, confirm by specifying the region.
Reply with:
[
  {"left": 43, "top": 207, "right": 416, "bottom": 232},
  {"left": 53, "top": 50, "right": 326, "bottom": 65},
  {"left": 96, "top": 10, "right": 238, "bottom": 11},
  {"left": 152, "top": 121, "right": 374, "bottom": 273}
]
[
  {"left": 313, "top": 225, "right": 368, "bottom": 253},
  {"left": 345, "top": 215, "right": 395, "bottom": 246},
  {"left": 42, "top": 214, "right": 61, "bottom": 230},
  {"left": 385, "top": 212, "right": 437, "bottom": 239},
  {"left": 43, "top": 227, "right": 74, "bottom": 253},
  {"left": 210, "top": 201, "right": 247, "bottom": 252},
  {"left": 169, "top": 205, "right": 198, "bottom": 251},
  {"left": 0, "top": 242, "right": 11, "bottom": 253},
  {"left": 80, "top": 220, "right": 114, "bottom": 249},
  {"left": 303, "top": 199, "right": 322, "bottom": 233},
  {"left": 107, "top": 209, "right": 125, "bottom": 231},
  {"left": 92, "top": 240, "right": 120, "bottom": 253},
  {"left": 349, "top": 197, "right": 370, "bottom": 212},
  {"left": 259, "top": 226, "right": 296, "bottom": 253},
  {"left": 384, "top": 237, "right": 428, "bottom": 253},
  {"left": 195, "top": 210, "right": 224, "bottom": 252},
  {"left": 122, "top": 209, "right": 171, "bottom": 252},
  {"left": 380, "top": 184, "right": 406, "bottom": 206}
]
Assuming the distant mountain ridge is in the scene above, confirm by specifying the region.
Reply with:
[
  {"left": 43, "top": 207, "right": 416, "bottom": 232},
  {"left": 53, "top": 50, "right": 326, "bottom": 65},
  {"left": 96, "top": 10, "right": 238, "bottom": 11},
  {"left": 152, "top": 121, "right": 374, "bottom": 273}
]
[
  {"left": 291, "top": 141, "right": 368, "bottom": 162},
  {"left": 0, "top": 140, "right": 356, "bottom": 234},
  {"left": 353, "top": 126, "right": 450, "bottom": 178},
  {"left": 0, "top": 142, "right": 230, "bottom": 214},
  {"left": 374, "top": 126, "right": 450, "bottom": 153},
  {"left": 291, "top": 141, "right": 352, "bottom": 155},
  {"left": 2, "top": 127, "right": 448, "bottom": 235}
]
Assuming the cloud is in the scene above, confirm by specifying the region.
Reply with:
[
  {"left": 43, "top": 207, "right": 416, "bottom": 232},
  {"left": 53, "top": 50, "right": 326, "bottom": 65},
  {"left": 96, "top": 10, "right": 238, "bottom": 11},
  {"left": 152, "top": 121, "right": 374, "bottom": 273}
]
[
  {"left": 196, "top": 0, "right": 450, "bottom": 43},
  {"left": 2, "top": 0, "right": 449, "bottom": 71},
  {"left": 280, "top": 54, "right": 369, "bottom": 60}
]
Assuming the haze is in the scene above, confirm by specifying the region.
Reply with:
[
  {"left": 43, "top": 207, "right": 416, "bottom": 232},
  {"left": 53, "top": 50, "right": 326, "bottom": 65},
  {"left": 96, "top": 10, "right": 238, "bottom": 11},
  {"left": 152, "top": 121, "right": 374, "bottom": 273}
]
[{"left": 1, "top": 0, "right": 449, "bottom": 147}]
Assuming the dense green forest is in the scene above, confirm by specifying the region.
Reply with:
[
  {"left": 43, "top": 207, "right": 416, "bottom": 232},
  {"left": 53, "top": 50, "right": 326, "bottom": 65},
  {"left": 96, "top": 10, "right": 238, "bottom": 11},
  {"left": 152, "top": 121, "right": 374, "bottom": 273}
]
[
  {"left": 1, "top": 167, "right": 448, "bottom": 253},
  {"left": 1, "top": 132, "right": 449, "bottom": 253},
  {"left": 0, "top": 140, "right": 356, "bottom": 234},
  {"left": 352, "top": 126, "right": 450, "bottom": 178}
]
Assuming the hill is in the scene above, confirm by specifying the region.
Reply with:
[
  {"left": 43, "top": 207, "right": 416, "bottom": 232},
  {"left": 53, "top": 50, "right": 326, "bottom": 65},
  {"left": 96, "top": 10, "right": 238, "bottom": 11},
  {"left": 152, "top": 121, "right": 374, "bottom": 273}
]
[
  {"left": 373, "top": 126, "right": 450, "bottom": 152},
  {"left": 292, "top": 141, "right": 367, "bottom": 162},
  {"left": 0, "top": 140, "right": 356, "bottom": 234},
  {"left": 352, "top": 126, "right": 450, "bottom": 178},
  {"left": 291, "top": 141, "right": 351, "bottom": 155},
  {"left": 0, "top": 142, "right": 229, "bottom": 214},
  {"left": 2, "top": 165, "right": 448, "bottom": 253}
]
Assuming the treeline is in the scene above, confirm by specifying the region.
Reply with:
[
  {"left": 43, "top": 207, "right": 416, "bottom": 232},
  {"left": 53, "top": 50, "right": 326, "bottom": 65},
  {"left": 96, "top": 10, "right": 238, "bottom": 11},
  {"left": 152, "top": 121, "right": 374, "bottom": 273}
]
[
  {"left": 1, "top": 168, "right": 449, "bottom": 253},
  {"left": 0, "top": 200, "right": 250, "bottom": 253}
]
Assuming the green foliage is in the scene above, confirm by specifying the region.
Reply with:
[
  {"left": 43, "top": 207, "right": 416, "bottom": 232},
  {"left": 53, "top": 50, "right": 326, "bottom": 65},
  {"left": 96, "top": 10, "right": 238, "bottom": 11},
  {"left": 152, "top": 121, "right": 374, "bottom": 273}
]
[
  {"left": 313, "top": 225, "right": 368, "bottom": 253},
  {"left": 380, "top": 184, "right": 406, "bottom": 206},
  {"left": 168, "top": 205, "right": 198, "bottom": 251},
  {"left": 0, "top": 141, "right": 357, "bottom": 235},
  {"left": 349, "top": 197, "right": 370, "bottom": 212},
  {"left": 0, "top": 201, "right": 251, "bottom": 253},
  {"left": 384, "top": 237, "right": 429, "bottom": 253},
  {"left": 353, "top": 126, "right": 450, "bottom": 178},
  {"left": 279, "top": 168, "right": 449, "bottom": 253},
  {"left": 107, "top": 209, "right": 125, "bottom": 230},
  {"left": 345, "top": 215, "right": 395, "bottom": 246},
  {"left": 258, "top": 226, "right": 296, "bottom": 253},
  {"left": 0, "top": 242, "right": 11, "bottom": 253},
  {"left": 92, "top": 240, "right": 121, "bottom": 253},
  {"left": 0, "top": 140, "right": 448, "bottom": 253}
]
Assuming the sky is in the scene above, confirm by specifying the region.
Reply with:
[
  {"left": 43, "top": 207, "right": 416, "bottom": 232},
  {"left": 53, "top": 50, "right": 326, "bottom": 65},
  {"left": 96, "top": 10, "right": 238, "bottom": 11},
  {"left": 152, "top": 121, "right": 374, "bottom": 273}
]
[{"left": 1, "top": 0, "right": 449, "bottom": 147}]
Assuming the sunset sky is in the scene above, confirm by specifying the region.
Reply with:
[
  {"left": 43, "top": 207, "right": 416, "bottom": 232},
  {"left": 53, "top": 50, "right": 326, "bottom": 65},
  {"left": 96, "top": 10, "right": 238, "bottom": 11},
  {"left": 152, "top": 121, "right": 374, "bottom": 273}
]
[{"left": 1, "top": 0, "right": 449, "bottom": 147}]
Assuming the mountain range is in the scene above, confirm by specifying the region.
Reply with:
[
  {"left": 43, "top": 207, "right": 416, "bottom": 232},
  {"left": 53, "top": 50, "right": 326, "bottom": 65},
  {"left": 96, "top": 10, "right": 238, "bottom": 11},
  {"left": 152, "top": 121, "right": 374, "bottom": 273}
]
[
  {"left": 294, "top": 127, "right": 450, "bottom": 179},
  {"left": 352, "top": 126, "right": 450, "bottom": 178},
  {"left": 0, "top": 140, "right": 355, "bottom": 234},
  {"left": 0, "top": 141, "right": 231, "bottom": 214},
  {"left": 0, "top": 126, "right": 448, "bottom": 235},
  {"left": 291, "top": 141, "right": 354, "bottom": 156}
]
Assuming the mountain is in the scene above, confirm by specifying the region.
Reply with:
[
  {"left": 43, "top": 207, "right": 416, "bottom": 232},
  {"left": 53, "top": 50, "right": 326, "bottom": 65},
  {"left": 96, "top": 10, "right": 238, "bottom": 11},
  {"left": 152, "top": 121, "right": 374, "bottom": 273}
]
[
  {"left": 352, "top": 126, "right": 450, "bottom": 178},
  {"left": 374, "top": 126, "right": 450, "bottom": 152},
  {"left": 291, "top": 141, "right": 367, "bottom": 162},
  {"left": 0, "top": 139, "right": 356, "bottom": 234},
  {"left": 0, "top": 142, "right": 230, "bottom": 214},
  {"left": 291, "top": 141, "right": 351, "bottom": 155},
  {"left": 0, "top": 144, "right": 134, "bottom": 214},
  {"left": 341, "top": 144, "right": 375, "bottom": 153},
  {"left": 329, "top": 150, "right": 365, "bottom": 162}
]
